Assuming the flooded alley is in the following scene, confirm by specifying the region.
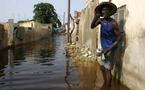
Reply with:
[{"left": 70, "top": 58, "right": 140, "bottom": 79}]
[{"left": 0, "top": 35, "right": 129, "bottom": 90}]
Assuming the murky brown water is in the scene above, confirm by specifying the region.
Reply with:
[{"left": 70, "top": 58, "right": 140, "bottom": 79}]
[{"left": 0, "top": 35, "right": 129, "bottom": 90}]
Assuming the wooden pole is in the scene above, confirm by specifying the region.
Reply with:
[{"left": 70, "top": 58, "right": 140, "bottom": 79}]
[
  {"left": 67, "top": 0, "right": 71, "bottom": 43},
  {"left": 63, "top": 12, "right": 65, "bottom": 25}
]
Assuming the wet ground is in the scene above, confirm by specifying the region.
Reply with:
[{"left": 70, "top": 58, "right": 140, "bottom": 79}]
[{"left": 0, "top": 35, "right": 129, "bottom": 90}]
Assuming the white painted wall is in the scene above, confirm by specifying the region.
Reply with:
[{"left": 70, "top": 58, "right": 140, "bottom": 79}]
[
  {"left": 19, "top": 21, "right": 34, "bottom": 28},
  {"left": 99, "top": 0, "right": 127, "bottom": 7},
  {"left": 78, "top": 0, "right": 99, "bottom": 55},
  {"left": 4, "top": 23, "right": 14, "bottom": 46},
  {"left": 121, "top": 0, "right": 145, "bottom": 90}
]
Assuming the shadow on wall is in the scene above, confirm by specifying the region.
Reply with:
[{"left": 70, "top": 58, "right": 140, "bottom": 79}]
[
  {"left": 112, "top": 5, "right": 128, "bottom": 81},
  {"left": 0, "top": 50, "right": 8, "bottom": 77},
  {"left": 0, "top": 24, "right": 8, "bottom": 49},
  {"left": 13, "top": 26, "right": 51, "bottom": 45},
  {"left": 13, "top": 26, "right": 25, "bottom": 45}
]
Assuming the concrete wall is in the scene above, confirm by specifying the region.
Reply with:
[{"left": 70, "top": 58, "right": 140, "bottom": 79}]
[
  {"left": 17, "top": 21, "right": 52, "bottom": 44},
  {"left": 118, "top": 1, "right": 145, "bottom": 90},
  {"left": 4, "top": 23, "right": 14, "bottom": 46},
  {"left": 0, "top": 21, "right": 52, "bottom": 50},
  {"left": 0, "top": 23, "right": 14, "bottom": 49},
  {"left": 19, "top": 21, "right": 34, "bottom": 28},
  {"left": 0, "top": 23, "right": 6, "bottom": 49},
  {"left": 76, "top": 0, "right": 99, "bottom": 56},
  {"left": 99, "top": 0, "right": 126, "bottom": 7}
]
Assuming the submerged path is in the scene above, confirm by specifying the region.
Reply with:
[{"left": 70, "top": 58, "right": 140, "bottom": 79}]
[{"left": 0, "top": 35, "right": 129, "bottom": 90}]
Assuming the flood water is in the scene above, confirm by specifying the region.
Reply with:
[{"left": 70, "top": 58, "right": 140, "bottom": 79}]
[{"left": 0, "top": 35, "right": 129, "bottom": 90}]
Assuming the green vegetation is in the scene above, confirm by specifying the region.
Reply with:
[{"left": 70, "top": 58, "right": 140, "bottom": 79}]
[{"left": 33, "top": 2, "right": 61, "bottom": 27}]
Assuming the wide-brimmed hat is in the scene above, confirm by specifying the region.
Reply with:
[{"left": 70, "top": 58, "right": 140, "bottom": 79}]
[{"left": 95, "top": 2, "right": 117, "bottom": 16}]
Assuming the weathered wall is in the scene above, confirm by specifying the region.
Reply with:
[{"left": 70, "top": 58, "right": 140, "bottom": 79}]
[
  {"left": 77, "top": 0, "right": 99, "bottom": 56},
  {"left": 19, "top": 21, "right": 34, "bottom": 28},
  {"left": 17, "top": 21, "right": 52, "bottom": 44},
  {"left": 0, "top": 21, "right": 52, "bottom": 50},
  {"left": 120, "top": 0, "right": 145, "bottom": 90},
  {"left": 32, "top": 22, "right": 52, "bottom": 41},
  {"left": 0, "top": 23, "right": 6, "bottom": 49},
  {"left": 0, "top": 23, "right": 14, "bottom": 49},
  {"left": 4, "top": 23, "right": 14, "bottom": 46},
  {"left": 99, "top": 0, "right": 126, "bottom": 7}
]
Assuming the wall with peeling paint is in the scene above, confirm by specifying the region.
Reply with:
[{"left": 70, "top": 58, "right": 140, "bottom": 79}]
[{"left": 76, "top": 0, "right": 99, "bottom": 56}]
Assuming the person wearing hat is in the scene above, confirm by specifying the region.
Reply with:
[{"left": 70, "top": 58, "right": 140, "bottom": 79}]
[{"left": 91, "top": 2, "right": 122, "bottom": 87}]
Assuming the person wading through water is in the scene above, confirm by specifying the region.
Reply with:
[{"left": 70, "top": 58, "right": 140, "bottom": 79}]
[{"left": 91, "top": 2, "right": 122, "bottom": 87}]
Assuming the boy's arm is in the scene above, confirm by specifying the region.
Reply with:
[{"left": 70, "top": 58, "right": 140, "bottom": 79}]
[{"left": 91, "top": 13, "right": 101, "bottom": 29}]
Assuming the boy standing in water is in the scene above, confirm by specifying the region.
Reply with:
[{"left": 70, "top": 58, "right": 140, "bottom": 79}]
[{"left": 91, "top": 2, "right": 121, "bottom": 87}]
